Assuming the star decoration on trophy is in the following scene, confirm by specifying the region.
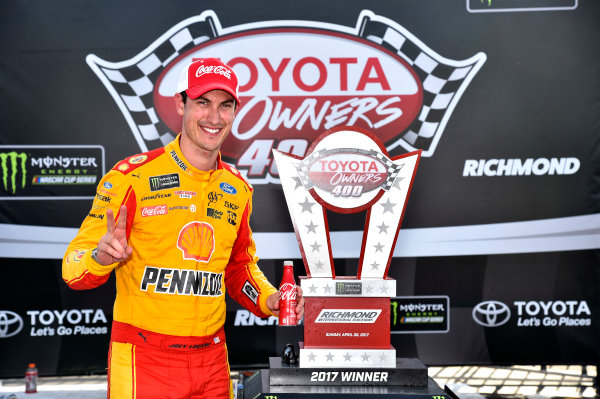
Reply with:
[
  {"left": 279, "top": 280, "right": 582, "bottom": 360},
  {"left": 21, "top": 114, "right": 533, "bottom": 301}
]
[{"left": 273, "top": 126, "right": 421, "bottom": 279}]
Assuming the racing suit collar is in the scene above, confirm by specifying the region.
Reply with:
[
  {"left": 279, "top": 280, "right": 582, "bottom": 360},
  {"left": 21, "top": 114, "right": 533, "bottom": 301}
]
[{"left": 168, "top": 134, "right": 223, "bottom": 181}]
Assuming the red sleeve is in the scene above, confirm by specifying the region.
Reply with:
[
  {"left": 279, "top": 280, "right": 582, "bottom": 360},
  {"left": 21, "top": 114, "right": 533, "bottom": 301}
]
[{"left": 225, "top": 202, "right": 277, "bottom": 317}]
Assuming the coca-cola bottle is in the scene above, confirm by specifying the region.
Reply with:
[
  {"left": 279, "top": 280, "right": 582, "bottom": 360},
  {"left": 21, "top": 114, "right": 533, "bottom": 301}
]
[{"left": 278, "top": 260, "right": 298, "bottom": 326}]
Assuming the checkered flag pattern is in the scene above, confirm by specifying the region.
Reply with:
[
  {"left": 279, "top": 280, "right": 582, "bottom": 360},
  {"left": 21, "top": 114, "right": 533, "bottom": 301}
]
[
  {"left": 87, "top": 17, "right": 217, "bottom": 152},
  {"left": 358, "top": 15, "right": 486, "bottom": 156},
  {"left": 372, "top": 152, "right": 403, "bottom": 190},
  {"left": 297, "top": 150, "right": 321, "bottom": 189}
]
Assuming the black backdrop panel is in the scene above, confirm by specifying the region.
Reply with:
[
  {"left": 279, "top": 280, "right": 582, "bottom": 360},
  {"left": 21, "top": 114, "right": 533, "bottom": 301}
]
[{"left": 1, "top": 0, "right": 599, "bottom": 377}]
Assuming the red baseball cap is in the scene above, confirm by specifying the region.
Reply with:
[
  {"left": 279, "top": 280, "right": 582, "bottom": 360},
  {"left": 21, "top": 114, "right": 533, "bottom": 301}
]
[{"left": 176, "top": 58, "right": 240, "bottom": 104}]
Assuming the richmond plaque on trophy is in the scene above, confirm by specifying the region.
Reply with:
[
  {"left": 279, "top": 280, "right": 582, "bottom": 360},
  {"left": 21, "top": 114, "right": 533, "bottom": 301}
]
[{"left": 240, "top": 126, "right": 452, "bottom": 398}]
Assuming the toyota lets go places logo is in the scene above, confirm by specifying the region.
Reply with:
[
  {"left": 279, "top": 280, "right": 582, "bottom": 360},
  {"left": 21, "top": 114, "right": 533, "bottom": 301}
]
[
  {"left": 472, "top": 301, "right": 511, "bottom": 327},
  {"left": 0, "top": 310, "right": 24, "bottom": 338}
]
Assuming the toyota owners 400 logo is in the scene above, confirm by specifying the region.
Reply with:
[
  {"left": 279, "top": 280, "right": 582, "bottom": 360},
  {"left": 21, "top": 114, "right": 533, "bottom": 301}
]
[
  {"left": 87, "top": 10, "right": 486, "bottom": 184},
  {"left": 0, "top": 310, "right": 24, "bottom": 338},
  {"left": 472, "top": 301, "right": 511, "bottom": 327}
]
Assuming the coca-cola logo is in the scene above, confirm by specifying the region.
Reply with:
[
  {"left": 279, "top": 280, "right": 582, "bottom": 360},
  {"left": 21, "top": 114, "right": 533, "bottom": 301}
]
[
  {"left": 87, "top": 10, "right": 485, "bottom": 184},
  {"left": 279, "top": 283, "right": 298, "bottom": 301},
  {"left": 196, "top": 65, "right": 232, "bottom": 79},
  {"left": 141, "top": 205, "right": 168, "bottom": 217}
]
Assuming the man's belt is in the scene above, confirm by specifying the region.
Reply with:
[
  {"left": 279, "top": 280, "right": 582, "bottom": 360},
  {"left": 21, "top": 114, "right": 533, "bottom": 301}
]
[{"left": 111, "top": 321, "right": 225, "bottom": 352}]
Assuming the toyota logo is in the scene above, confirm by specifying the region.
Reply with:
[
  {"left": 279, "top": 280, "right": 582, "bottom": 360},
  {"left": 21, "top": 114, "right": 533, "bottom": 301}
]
[
  {"left": 0, "top": 310, "right": 24, "bottom": 338},
  {"left": 472, "top": 301, "right": 511, "bottom": 327}
]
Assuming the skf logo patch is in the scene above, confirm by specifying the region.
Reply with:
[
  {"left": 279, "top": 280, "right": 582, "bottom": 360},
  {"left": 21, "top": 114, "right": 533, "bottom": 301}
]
[
  {"left": 87, "top": 10, "right": 485, "bottom": 185},
  {"left": 177, "top": 221, "right": 215, "bottom": 262},
  {"left": 242, "top": 281, "right": 259, "bottom": 305},
  {"left": 224, "top": 201, "right": 239, "bottom": 210}
]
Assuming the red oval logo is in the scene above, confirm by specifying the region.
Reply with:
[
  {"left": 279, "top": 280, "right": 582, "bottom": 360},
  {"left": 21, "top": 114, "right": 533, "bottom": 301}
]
[
  {"left": 307, "top": 152, "right": 387, "bottom": 195},
  {"left": 153, "top": 28, "right": 422, "bottom": 163}
]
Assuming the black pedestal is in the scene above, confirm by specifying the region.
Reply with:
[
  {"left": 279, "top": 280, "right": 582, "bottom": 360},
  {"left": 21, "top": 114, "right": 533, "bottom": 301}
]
[
  {"left": 269, "top": 357, "right": 428, "bottom": 386},
  {"left": 241, "top": 357, "right": 456, "bottom": 398}
]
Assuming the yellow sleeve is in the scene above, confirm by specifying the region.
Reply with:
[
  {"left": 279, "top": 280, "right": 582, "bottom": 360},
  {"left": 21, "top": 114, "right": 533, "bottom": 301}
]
[{"left": 62, "top": 169, "right": 133, "bottom": 290}]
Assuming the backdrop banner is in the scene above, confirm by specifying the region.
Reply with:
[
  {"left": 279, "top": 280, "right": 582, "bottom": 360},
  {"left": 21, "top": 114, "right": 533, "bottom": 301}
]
[{"left": 1, "top": 0, "right": 599, "bottom": 377}]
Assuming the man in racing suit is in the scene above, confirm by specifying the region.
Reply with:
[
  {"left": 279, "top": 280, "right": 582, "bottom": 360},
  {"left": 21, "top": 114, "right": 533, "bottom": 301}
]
[{"left": 63, "top": 58, "right": 304, "bottom": 399}]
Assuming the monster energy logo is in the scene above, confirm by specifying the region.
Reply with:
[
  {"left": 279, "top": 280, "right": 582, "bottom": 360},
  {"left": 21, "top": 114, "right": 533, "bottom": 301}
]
[
  {"left": 390, "top": 297, "right": 449, "bottom": 333},
  {"left": 0, "top": 152, "right": 27, "bottom": 194},
  {"left": 335, "top": 282, "right": 362, "bottom": 295},
  {"left": 391, "top": 301, "right": 445, "bottom": 326},
  {"left": 391, "top": 301, "right": 399, "bottom": 326},
  {"left": 149, "top": 173, "right": 180, "bottom": 192}
]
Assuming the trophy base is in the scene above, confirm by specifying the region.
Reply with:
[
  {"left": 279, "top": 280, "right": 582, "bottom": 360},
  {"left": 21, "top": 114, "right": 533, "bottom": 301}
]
[
  {"left": 240, "top": 357, "right": 452, "bottom": 398},
  {"left": 269, "top": 357, "right": 427, "bottom": 386}
]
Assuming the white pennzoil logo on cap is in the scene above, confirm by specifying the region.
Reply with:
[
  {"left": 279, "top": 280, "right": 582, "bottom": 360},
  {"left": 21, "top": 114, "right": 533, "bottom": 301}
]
[{"left": 87, "top": 10, "right": 485, "bottom": 185}]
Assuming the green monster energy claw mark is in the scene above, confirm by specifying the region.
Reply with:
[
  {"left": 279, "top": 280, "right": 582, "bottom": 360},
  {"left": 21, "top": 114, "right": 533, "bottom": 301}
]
[
  {"left": 0, "top": 152, "right": 27, "bottom": 194},
  {"left": 391, "top": 300, "right": 398, "bottom": 326}
]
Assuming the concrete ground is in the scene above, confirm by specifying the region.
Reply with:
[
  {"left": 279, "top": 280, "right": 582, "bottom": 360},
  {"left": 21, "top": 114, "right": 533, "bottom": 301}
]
[
  {"left": 0, "top": 375, "right": 106, "bottom": 399},
  {"left": 0, "top": 365, "right": 597, "bottom": 398}
]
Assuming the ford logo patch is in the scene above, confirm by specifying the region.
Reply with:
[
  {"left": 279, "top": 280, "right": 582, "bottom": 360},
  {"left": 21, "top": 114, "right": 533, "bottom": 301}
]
[{"left": 220, "top": 182, "right": 237, "bottom": 195}]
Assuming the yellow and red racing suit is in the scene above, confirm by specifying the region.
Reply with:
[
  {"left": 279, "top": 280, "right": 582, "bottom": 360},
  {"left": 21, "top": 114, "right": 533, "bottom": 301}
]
[{"left": 63, "top": 135, "right": 277, "bottom": 398}]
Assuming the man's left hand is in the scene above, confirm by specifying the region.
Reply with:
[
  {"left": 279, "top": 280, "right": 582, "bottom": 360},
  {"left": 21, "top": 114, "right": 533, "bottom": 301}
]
[{"left": 267, "top": 286, "right": 304, "bottom": 321}]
